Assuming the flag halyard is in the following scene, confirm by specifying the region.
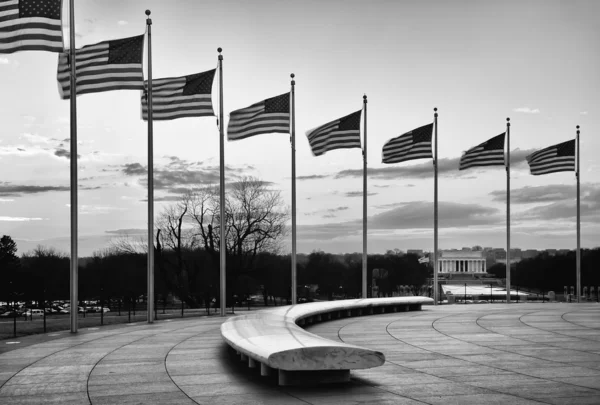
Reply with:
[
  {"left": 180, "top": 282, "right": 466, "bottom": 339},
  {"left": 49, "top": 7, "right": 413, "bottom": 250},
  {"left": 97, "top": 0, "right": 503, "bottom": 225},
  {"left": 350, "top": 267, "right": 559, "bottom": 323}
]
[
  {"left": 459, "top": 132, "right": 506, "bottom": 170},
  {"left": 0, "top": 0, "right": 64, "bottom": 54},
  {"left": 57, "top": 34, "right": 145, "bottom": 99}
]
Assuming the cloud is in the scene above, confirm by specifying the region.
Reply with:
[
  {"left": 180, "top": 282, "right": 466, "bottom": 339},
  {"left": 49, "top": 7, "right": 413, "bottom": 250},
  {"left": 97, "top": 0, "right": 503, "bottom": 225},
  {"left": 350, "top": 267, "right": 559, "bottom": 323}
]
[
  {"left": 298, "top": 201, "right": 502, "bottom": 240},
  {"left": 297, "top": 174, "right": 329, "bottom": 180},
  {"left": 54, "top": 148, "right": 74, "bottom": 159},
  {"left": 345, "top": 191, "right": 378, "bottom": 197},
  {"left": 335, "top": 149, "right": 535, "bottom": 180},
  {"left": 122, "top": 163, "right": 146, "bottom": 176},
  {"left": 117, "top": 20, "right": 128, "bottom": 25},
  {"left": 0, "top": 57, "right": 9, "bottom": 64},
  {"left": 0, "top": 198, "right": 14, "bottom": 202},
  {"left": 0, "top": 184, "right": 70, "bottom": 197},
  {"left": 0, "top": 216, "right": 44, "bottom": 222},
  {"left": 22, "top": 133, "right": 50, "bottom": 144},
  {"left": 373, "top": 184, "right": 390, "bottom": 188},
  {"left": 120, "top": 160, "right": 255, "bottom": 190},
  {"left": 514, "top": 107, "right": 540, "bottom": 114},
  {"left": 580, "top": 111, "right": 588, "bottom": 115},
  {"left": 491, "top": 183, "right": 600, "bottom": 205},
  {"left": 105, "top": 228, "right": 146, "bottom": 235}
]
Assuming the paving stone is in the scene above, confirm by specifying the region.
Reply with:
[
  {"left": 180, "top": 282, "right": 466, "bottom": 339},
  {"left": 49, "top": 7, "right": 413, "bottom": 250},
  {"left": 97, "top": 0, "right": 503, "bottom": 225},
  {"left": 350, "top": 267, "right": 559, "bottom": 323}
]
[{"left": 1, "top": 303, "right": 599, "bottom": 404}]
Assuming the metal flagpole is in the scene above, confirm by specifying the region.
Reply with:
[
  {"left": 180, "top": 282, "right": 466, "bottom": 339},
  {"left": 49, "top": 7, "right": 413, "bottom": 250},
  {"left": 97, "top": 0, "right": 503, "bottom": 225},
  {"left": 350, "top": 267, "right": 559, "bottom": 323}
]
[
  {"left": 291, "top": 74, "right": 297, "bottom": 305},
  {"left": 145, "top": 10, "right": 154, "bottom": 323},
  {"left": 218, "top": 48, "right": 226, "bottom": 316},
  {"left": 69, "top": 0, "right": 78, "bottom": 333},
  {"left": 433, "top": 108, "right": 438, "bottom": 305},
  {"left": 576, "top": 125, "right": 581, "bottom": 303},
  {"left": 506, "top": 117, "right": 511, "bottom": 303},
  {"left": 362, "top": 95, "right": 368, "bottom": 299}
]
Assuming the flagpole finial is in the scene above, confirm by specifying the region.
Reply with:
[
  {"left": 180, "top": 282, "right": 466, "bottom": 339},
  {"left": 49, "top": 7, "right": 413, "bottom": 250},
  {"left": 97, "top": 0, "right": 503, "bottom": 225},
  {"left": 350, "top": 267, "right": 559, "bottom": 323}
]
[
  {"left": 507, "top": 117, "right": 510, "bottom": 126},
  {"left": 291, "top": 73, "right": 295, "bottom": 85},
  {"left": 217, "top": 47, "right": 223, "bottom": 61},
  {"left": 576, "top": 125, "right": 580, "bottom": 130},
  {"left": 363, "top": 94, "right": 367, "bottom": 103},
  {"left": 145, "top": 10, "right": 151, "bottom": 25},
  {"left": 434, "top": 107, "right": 438, "bottom": 117}
]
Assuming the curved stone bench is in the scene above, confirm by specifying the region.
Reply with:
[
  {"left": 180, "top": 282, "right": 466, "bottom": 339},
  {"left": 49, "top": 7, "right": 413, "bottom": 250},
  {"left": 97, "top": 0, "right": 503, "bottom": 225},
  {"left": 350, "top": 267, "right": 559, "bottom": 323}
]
[{"left": 221, "top": 296, "right": 433, "bottom": 385}]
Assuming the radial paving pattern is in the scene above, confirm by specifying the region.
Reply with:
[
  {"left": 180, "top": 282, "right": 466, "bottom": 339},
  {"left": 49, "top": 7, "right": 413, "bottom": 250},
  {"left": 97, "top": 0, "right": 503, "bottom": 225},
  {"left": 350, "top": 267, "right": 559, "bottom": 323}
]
[{"left": 1, "top": 303, "right": 599, "bottom": 404}]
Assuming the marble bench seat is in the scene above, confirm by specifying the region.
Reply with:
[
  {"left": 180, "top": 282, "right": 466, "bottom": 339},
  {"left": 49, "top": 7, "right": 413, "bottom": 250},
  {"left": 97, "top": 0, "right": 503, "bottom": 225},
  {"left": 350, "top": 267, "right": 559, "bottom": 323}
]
[{"left": 220, "top": 296, "right": 433, "bottom": 385}]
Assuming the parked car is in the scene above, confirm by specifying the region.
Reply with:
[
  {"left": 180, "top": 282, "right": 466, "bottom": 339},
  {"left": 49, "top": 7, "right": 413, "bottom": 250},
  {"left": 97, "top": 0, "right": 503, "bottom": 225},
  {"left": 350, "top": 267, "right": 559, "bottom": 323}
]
[
  {"left": 0, "top": 310, "right": 22, "bottom": 318},
  {"left": 24, "top": 309, "right": 44, "bottom": 317}
]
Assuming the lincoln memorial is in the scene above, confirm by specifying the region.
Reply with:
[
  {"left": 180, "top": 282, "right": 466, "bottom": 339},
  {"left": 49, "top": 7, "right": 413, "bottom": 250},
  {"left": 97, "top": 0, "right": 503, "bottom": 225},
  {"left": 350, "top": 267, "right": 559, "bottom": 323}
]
[{"left": 438, "top": 250, "right": 486, "bottom": 276}]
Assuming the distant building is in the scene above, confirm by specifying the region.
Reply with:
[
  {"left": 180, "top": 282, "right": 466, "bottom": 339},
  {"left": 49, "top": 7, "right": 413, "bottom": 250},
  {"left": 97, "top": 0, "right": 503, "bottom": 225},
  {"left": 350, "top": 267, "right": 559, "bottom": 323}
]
[
  {"left": 472, "top": 245, "right": 483, "bottom": 251},
  {"left": 437, "top": 250, "right": 486, "bottom": 277},
  {"left": 407, "top": 249, "right": 423, "bottom": 256},
  {"left": 461, "top": 247, "right": 472, "bottom": 251},
  {"left": 511, "top": 248, "right": 522, "bottom": 259}
]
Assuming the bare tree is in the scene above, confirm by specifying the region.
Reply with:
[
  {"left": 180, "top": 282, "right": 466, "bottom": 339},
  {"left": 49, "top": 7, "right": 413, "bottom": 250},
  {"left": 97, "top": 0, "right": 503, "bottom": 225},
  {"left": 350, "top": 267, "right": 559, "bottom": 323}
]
[{"left": 186, "top": 177, "right": 288, "bottom": 270}]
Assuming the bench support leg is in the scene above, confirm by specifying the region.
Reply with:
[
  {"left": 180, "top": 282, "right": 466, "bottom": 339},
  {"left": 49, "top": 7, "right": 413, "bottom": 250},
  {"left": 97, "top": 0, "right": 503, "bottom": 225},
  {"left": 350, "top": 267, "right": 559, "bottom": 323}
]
[
  {"left": 261, "top": 363, "right": 273, "bottom": 376},
  {"left": 278, "top": 369, "right": 350, "bottom": 386},
  {"left": 248, "top": 357, "right": 257, "bottom": 368}
]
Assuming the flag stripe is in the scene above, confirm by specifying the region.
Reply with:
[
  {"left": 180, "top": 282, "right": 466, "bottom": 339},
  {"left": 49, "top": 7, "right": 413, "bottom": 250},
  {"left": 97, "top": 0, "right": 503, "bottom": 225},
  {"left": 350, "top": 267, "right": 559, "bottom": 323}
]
[
  {"left": 382, "top": 123, "right": 433, "bottom": 164},
  {"left": 0, "top": 1, "right": 63, "bottom": 54},
  {"left": 227, "top": 93, "right": 290, "bottom": 141},
  {"left": 526, "top": 139, "right": 575, "bottom": 175},
  {"left": 57, "top": 34, "right": 144, "bottom": 99},
  {"left": 305, "top": 110, "right": 362, "bottom": 156},
  {"left": 141, "top": 69, "right": 216, "bottom": 121},
  {"left": 459, "top": 133, "right": 505, "bottom": 170}
]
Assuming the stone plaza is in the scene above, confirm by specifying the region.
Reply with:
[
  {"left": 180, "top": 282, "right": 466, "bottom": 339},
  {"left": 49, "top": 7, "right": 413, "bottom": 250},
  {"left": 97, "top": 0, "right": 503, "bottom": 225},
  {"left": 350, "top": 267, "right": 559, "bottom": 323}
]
[{"left": 1, "top": 302, "right": 600, "bottom": 404}]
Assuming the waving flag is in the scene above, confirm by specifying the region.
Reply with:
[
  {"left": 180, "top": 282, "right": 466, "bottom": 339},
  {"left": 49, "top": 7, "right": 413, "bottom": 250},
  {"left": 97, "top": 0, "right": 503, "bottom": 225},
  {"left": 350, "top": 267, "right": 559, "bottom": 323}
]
[
  {"left": 526, "top": 139, "right": 575, "bottom": 175},
  {"left": 57, "top": 34, "right": 144, "bottom": 99},
  {"left": 227, "top": 92, "right": 290, "bottom": 140},
  {"left": 142, "top": 69, "right": 215, "bottom": 120},
  {"left": 0, "top": 0, "right": 63, "bottom": 54},
  {"left": 382, "top": 123, "right": 433, "bottom": 164},
  {"left": 306, "top": 110, "right": 362, "bottom": 156},
  {"left": 459, "top": 133, "right": 505, "bottom": 170}
]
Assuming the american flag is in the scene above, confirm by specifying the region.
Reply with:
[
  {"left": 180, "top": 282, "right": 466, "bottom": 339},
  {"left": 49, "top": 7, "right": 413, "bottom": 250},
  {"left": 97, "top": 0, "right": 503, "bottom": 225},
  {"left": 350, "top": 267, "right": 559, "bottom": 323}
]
[
  {"left": 382, "top": 123, "right": 433, "bottom": 164},
  {"left": 0, "top": 0, "right": 63, "bottom": 54},
  {"left": 459, "top": 133, "right": 505, "bottom": 170},
  {"left": 306, "top": 110, "right": 362, "bottom": 156},
  {"left": 142, "top": 69, "right": 216, "bottom": 121},
  {"left": 526, "top": 139, "right": 575, "bottom": 175},
  {"left": 227, "top": 93, "right": 290, "bottom": 141},
  {"left": 57, "top": 34, "right": 144, "bottom": 99}
]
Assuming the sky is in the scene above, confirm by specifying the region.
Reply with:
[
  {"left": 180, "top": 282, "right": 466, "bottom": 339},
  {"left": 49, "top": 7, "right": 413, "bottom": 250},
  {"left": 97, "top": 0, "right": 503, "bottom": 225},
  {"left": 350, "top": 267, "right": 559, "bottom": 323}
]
[{"left": 1, "top": 0, "right": 599, "bottom": 257}]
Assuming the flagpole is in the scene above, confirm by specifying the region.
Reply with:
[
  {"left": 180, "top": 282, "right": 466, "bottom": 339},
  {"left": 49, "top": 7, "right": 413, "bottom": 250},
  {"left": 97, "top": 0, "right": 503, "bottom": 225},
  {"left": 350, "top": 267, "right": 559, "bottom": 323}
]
[
  {"left": 218, "top": 48, "right": 226, "bottom": 316},
  {"left": 576, "top": 125, "right": 581, "bottom": 303},
  {"left": 291, "top": 74, "right": 297, "bottom": 305},
  {"left": 433, "top": 108, "right": 438, "bottom": 305},
  {"left": 145, "top": 10, "right": 154, "bottom": 323},
  {"left": 362, "top": 95, "right": 368, "bottom": 299},
  {"left": 68, "top": 0, "right": 78, "bottom": 333},
  {"left": 506, "top": 117, "right": 511, "bottom": 303}
]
